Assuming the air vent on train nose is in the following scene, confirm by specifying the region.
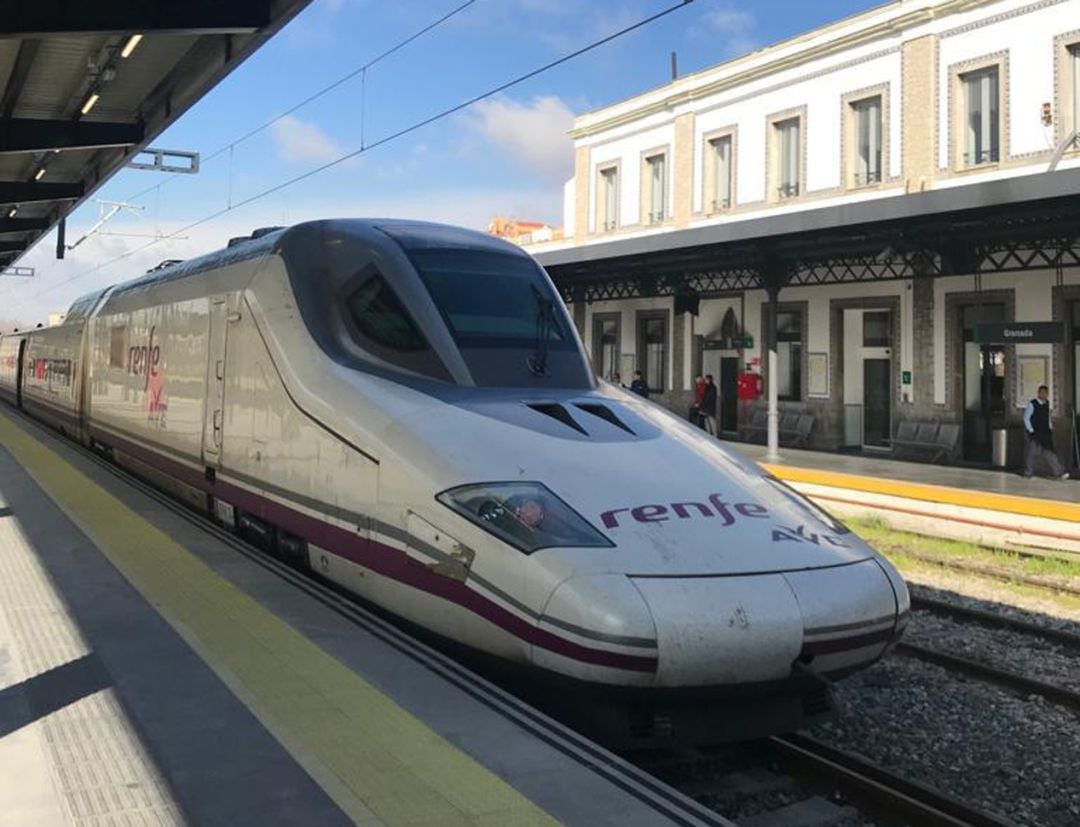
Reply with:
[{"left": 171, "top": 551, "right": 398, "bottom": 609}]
[
  {"left": 527, "top": 403, "right": 587, "bottom": 435},
  {"left": 574, "top": 403, "right": 635, "bottom": 435}
]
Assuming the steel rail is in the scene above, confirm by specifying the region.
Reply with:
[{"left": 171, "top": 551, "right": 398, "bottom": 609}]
[
  {"left": 911, "top": 594, "right": 1080, "bottom": 650},
  {"left": 895, "top": 642, "right": 1080, "bottom": 713},
  {"left": 900, "top": 549, "right": 1080, "bottom": 596},
  {"left": 769, "top": 732, "right": 1022, "bottom": 827}
]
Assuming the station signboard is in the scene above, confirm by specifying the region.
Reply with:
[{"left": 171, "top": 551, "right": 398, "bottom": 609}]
[{"left": 972, "top": 322, "right": 1064, "bottom": 344}]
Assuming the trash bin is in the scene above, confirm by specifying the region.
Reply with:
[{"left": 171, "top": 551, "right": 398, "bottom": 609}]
[{"left": 991, "top": 427, "right": 1008, "bottom": 468}]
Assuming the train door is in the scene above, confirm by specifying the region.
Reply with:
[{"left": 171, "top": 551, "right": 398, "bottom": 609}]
[
  {"left": 202, "top": 297, "right": 231, "bottom": 466},
  {"left": 15, "top": 339, "right": 25, "bottom": 408}
]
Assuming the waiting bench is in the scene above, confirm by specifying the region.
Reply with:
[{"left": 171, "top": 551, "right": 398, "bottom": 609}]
[
  {"left": 892, "top": 421, "right": 960, "bottom": 463},
  {"left": 741, "top": 409, "right": 815, "bottom": 447}
]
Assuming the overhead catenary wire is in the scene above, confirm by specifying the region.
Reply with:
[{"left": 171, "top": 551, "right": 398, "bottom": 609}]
[
  {"left": 122, "top": 0, "right": 481, "bottom": 206},
  {"left": 33, "top": 0, "right": 694, "bottom": 300}
]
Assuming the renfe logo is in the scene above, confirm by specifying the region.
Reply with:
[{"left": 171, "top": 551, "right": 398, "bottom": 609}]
[
  {"left": 601, "top": 494, "right": 768, "bottom": 529},
  {"left": 128, "top": 325, "right": 160, "bottom": 389}
]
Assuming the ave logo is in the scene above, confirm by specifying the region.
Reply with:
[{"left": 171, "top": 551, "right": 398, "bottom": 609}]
[{"left": 772, "top": 524, "right": 849, "bottom": 547}]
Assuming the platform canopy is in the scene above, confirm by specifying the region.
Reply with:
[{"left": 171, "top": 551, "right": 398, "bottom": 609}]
[
  {"left": 536, "top": 168, "right": 1080, "bottom": 303},
  {"left": 0, "top": 0, "right": 314, "bottom": 267}
]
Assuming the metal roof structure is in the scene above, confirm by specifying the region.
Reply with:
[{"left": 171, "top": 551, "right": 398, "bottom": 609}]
[
  {"left": 535, "top": 168, "right": 1080, "bottom": 302},
  {"left": 0, "top": 0, "right": 315, "bottom": 268}
]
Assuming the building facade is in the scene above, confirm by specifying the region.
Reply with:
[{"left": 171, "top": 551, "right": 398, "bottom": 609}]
[{"left": 529, "top": 0, "right": 1080, "bottom": 467}]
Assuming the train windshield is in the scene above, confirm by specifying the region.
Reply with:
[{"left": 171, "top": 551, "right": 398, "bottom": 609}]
[{"left": 410, "top": 249, "right": 591, "bottom": 387}]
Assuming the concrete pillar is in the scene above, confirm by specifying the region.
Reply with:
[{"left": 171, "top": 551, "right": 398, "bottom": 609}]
[
  {"left": 901, "top": 34, "right": 938, "bottom": 192},
  {"left": 573, "top": 145, "right": 591, "bottom": 241},
  {"left": 673, "top": 113, "right": 695, "bottom": 229},
  {"left": 672, "top": 310, "right": 686, "bottom": 393},
  {"left": 911, "top": 274, "right": 936, "bottom": 413},
  {"left": 765, "top": 285, "right": 782, "bottom": 462}
]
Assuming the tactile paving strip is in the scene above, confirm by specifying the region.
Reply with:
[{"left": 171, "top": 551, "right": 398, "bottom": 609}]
[{"left": 0, "top": 500, "right": 185, "bottom": 827}]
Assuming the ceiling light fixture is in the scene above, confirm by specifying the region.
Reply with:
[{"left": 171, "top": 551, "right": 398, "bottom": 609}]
[
  {"left": 7, "top": 207, "right": 17, "bottom": 219},
  {"left": 80, "top": 92, "right": 100, "bottom": 115},
  {"left": 34, "top": 167, "right": 46, "bottom": 181},
  {"left": 121, "top": 33, "right": 144, "bottom": 58}
]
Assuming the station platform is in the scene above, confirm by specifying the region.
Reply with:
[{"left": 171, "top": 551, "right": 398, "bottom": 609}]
[
  {"left": 0, "top": 408, "right": 730, "bottom": 827},
  {"left": 732, "top": 442, "right": 1080, "bottom": 553}
]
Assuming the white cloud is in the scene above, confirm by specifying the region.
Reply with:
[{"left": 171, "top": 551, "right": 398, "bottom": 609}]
[
  {"left": 270, "top": 115, "right": 347, "bottom": 164},
  {"left": 699, "top": 3, "right": 758, "bottom": 57},
  {"left": 464, "top": 95, "right": 575, "bottom": 186}
]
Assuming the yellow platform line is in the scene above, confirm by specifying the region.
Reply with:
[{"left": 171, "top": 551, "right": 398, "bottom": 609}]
[
  {"left": 0, "top": 410, "right": 559, "bottom": 827},
  {"left": 762, "top": 462, "right": 1080, "bottom": 524}
]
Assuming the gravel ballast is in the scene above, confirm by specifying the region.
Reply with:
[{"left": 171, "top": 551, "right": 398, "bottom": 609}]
[{"left": 811, "top": 641, "right": 1080, "bottom": 827}]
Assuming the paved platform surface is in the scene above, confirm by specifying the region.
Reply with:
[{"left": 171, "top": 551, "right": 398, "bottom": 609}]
[
  {"left": 733, "top": 441, "right": 1080, "bottom": 517},
  {"left": 0, "top": 407, "right": 729, "bottom": 827}
]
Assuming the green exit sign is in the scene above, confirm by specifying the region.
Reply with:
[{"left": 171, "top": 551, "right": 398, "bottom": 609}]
[
  {"left": 902, "top": 370, "right": 912, "bottom": 384},
  {"left": 743, "top": 335, "right": 753, "bottom": 348}
]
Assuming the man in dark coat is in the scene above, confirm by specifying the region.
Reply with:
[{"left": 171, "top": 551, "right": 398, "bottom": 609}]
[
  {"left": 701, "top": 374, "right": 718, "bottom": 436},
  {"left": 629, "top": 370, "right": 649, "bottom": 398},
  {"left": 1022, "top": 384, "right": 1068, "bottom": 479}
]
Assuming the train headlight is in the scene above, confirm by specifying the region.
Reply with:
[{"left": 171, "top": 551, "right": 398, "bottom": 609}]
[{"left": 436, "top": 482, "right": 613, "bottom": 554}]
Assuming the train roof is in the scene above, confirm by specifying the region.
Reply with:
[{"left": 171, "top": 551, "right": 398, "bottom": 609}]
[{"left": 70, "top": 218, "right": 526, "bottom": 315}]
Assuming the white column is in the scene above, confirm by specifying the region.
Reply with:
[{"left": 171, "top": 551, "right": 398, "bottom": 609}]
[{"left": 766, "top": 345, "right": 781, "bottom": 462}]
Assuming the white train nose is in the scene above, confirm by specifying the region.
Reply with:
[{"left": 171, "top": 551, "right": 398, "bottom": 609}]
[
  {"left": 630, "top": 574, "right": 804, "bottom": 687},
  {"left": 629, "top": 558, "right": 902, "bottom": 687},
  {"left": 533, "top": 574, "right": 660, "bottom": 684},
  {"left": 534, "top": 560, "right": 903, "bottom": 687}
]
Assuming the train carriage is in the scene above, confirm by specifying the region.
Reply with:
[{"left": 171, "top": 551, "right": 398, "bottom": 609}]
[{"left": 0, "top": 219, "right": 910, "bottom": 743}]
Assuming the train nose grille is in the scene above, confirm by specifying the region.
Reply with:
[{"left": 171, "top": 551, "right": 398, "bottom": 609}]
[
  {"left": 573, "top": 402, "right": 635, "bottom": 434},
  {"left": 525, "top": 401, "right": 636, "bottom": 437},
  {"left": 526, "top": 402, "right": 587, "bottom": 434}
]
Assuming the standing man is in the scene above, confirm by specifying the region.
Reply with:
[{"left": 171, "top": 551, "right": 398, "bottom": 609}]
[
  {"left": 629, "top": 370, "right": 649, "bottom": 398},
  {"left": 701, "top": 374, "right": 718, "bottom": 436},
  {"left": 691, "top": 374, "right": 706, "bottom": 427},
  {"left": 1022, "top": 385, "right": 1069, "bottom": 479}
]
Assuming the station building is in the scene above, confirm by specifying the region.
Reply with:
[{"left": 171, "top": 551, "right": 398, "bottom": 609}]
[{"left": 528, "top": 0, "right": 1080, "bottom": 468}]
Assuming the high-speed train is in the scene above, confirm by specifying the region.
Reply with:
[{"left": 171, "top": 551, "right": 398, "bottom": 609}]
[{"left": 0, "top": 219, "right": 909, "bottom": 743}]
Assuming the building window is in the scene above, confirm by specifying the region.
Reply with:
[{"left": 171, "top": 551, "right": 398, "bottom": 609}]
[
  {"left": 775, "top": 118, "right": 801, "bottom": 198},
  {"left": 592, "top": 314, "right": 620, "bottom": 380},
  {"left": 707, "top": 135, "right": 733, "bottom": 211},
  {"left": 637, "top": 312, "right": 667, "bottom": 392},
  {"left": 962, "top": 67, "right": 999, "bottom": 166},
  {"left": 852, "top": 97, "right": 882, "bottom": 185},
  {"left": 598, "top": 165, "right": 619, "bottom": 231},
  {"left": 863, "top": 311, "right": 891, "bottom": 347},
  {"left": 776, "top": 310, "right": 802, "bottom": 400},
  {"left": 646, "top": 153, "right": 667, "bottom": 223}
]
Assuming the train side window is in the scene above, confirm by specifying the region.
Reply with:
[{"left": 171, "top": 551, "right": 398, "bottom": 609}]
[
  {"left": 346, "top": 274, "right": 427, "bottom": 352},
  {"left": 341, "top": 270, "right": 451, "bottom": 381},
  {"left": 110, "top": 326, "right": 127, "bottom": 368}
]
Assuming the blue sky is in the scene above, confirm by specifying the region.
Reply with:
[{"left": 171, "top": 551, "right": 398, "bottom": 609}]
[{"left": 9, "top": 0, "right": 882, "bottom": 324}]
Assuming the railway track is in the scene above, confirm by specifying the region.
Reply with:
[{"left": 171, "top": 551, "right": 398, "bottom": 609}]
[
  {"left": 911, "top": 594, "right": 1080, "bottom": 650},
  {"left": 634, "top": 733, "right": 1021, "bottom": 827},
  {"left": 768, "top": 733, "right": 1019, "bottom": 827},
  {"left": 896, "top": 594, "right": 1080, "bottom": 714},
  {"left": 898, "top": 549, "right": 1080, "bottom": 596}
]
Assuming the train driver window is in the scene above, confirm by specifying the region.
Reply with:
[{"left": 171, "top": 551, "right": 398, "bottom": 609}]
[{"left": 342, "top": 270, "right": 451, "bottom": 381}]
